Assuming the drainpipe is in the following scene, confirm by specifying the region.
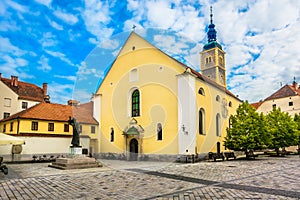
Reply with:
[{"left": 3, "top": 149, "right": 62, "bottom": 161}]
[{"left": 17, "top": 117, "right": 20, "bottom": 134}]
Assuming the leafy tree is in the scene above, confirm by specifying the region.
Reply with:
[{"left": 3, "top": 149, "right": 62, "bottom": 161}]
[
  {"left": 225, "top": 101, "right": 270, "bottom": 155},
  {"left": 294, "top": 114, "right": 300, "bottom": 153},
  {"left": 266, "top": 108, "right": 299, "bottom": 156}
]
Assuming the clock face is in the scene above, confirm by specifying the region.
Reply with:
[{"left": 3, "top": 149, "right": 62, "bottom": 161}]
[{"left": 221, "top": 98, "right": 228, "bottom": 118}]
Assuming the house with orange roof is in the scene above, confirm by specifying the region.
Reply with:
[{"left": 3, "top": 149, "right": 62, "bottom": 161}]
[
  {"left": 0, "top": 73, "right": 49, "bottom": 120},
  {"left": 252, "top": 80, "right": 300, "bottom": 116},
  {"left": 0, "top": 101, "right": 99, "bottom": 156}
]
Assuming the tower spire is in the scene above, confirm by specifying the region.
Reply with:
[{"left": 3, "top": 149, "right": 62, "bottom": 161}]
[
  {"left": 210, "top": 6, "right": 213, "bottom": 24},
  {"left": 207, "top": 6, "right": 217, "bottom": 43}
]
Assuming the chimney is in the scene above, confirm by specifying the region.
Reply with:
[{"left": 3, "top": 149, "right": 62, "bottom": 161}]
[
  {"left": 44, "top": 95, "right": 50, "bottom": 103},
  {"left": 42, "top": 83, "right": 48, "bottom": 95},
  {"left": 11, "top": 76, "right": 18, "bottom": 87},
  {"left": 68, "top": 100, "right": 79, "bottom": 106},
  {"left": 293, "top": 80, "right": 298, "bottom": 90}
]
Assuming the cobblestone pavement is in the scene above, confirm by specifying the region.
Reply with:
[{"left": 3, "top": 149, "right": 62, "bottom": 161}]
[{"left": 0, "top": 155, "right": 299, "bottom": 199}]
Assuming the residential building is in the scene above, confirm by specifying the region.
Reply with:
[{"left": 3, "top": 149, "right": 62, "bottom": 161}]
[
  {"left": 253, "top": 80, "right": 300, "bottom": 116},
  {"left": 0, "top": 74, "right": 48, "bottom": 120},
  {"left": 0, "top": 101, "right": 99, "bottom": 155},
  {"left": 93, "top": 11, "right": 241, "bottom": 161}
]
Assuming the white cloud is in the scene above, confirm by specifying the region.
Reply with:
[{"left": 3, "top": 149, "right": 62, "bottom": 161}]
[
  {"left": 37, "top": 55, "right": 52, "bottom": 72},
  {"left": 53, "top": 9, "right": 78, "bottom": 25},
  {"left": 47, "top": 17, "right": 63, "bottom": 30},
  {"left": 0, "top": 36, "right": 26, "bottom": 56},
  {"left": 101, "top": 39, "right": 120, "bottom": 50},
  {"left": 6, "top": 0, "right": 28, "bottom": 13},
  {"left": 35, "top": 0, "right": 52, "bottom": 7},
  {"left": 54, "top": 75, "right": 77, "bottom": 82},
  {"left": 82, "top": 0, "right": 114, "bottom": 43},
  {"left": 39, "top": 32, "right": 57, "bottom": 47},
  {"left": 47, "top": 82, "right": 74, "bottom": 104},
  {"left": 45, "top": 50, "right": 74, "bottom": 66}
]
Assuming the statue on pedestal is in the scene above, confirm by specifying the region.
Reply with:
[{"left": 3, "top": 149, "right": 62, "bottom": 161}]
[{"left": 68, "top": 116, "right": 80, "bottom": 147}]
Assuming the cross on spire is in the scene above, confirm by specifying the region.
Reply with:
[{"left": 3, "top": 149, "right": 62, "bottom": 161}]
[
  {"left": 132, "top": 25, "right": 136, "bottom": 32},
  {"left": 210, "top": 6, "right": 213, "bottom": 24}
]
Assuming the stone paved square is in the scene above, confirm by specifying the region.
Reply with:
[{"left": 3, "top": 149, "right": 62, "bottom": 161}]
[{"left": 0, "top": 155, "right": 299, "bottom": 199}]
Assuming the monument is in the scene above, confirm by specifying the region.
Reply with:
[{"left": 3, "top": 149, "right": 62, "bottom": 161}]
[
  {"left": 68, "top": 117, "right": 82, "bottom": 155},
  {"left": 49, "top": 117, "right": 102, "bottom": 170}
]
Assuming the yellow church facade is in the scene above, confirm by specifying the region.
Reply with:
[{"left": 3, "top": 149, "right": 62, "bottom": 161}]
[{"left": 94, "top": 23, "right": 241, "bottom": 161}]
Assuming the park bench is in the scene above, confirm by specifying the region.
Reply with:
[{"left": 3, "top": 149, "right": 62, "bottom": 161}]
[
  {"left": 246, "top": 150, "right": 258, "bottom": 159},
  {"left": 224, "top": 152, "right": 236, "bottom": 160},
  {"left": 208, "top": 152, "right": 225, "bottom": 161}
]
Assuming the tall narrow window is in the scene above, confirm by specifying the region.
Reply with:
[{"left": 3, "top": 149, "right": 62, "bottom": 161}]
[
  {"left": 216, "top": 114, "right": 221, "bottom": 136},
  {"left": 22, "top": 102, "right": 28, "bottom": 109},
  {"left": 10, "top": 122, "right": 13, "bottom": 132},
  {"left": 3, "top": 112, "right": 10, "bottom": 119},
  {"left": 48, "top": 123, "right": 54, "bottom": 131},
  {"left": 199, "top": 109, "right": 205, "bottom": 134},
  {"left": 132, "top": 89, "right": 140, "bottom": 117},
  {"left": 110, "top": 128, "right": 114, "bottom": 142},
  {"left": 64, "top": 124, "right": 69, "bottom": 132},
  {"left": 32, "top": 121, "right": 38, "bottom": 131},
  {"left": 91, "top": 126, "right": 95, "bottom": 134},
  {"left": 157, "top": 123, "right": 162, "bottom": 140},
  {"left": 3, "top": 124, "right": 6, "bottom": 132}
]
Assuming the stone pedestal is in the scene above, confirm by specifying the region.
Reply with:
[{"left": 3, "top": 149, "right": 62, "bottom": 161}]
[
  {"left": 49, "top": 156, "right": 102, "bottom": 170},
  {"left": 70, "top": 146, "right": 82, "bottom": 155}
]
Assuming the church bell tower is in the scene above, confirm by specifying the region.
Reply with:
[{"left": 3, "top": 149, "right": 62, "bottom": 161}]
[{"left": 200, "top": 6, "right": 226, "bottom": 87}]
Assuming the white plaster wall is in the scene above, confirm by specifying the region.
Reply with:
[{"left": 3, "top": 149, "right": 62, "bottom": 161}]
[
  {"left": 257, "top": 96, "right": 300, "bottom": 116},
  {"left": 0, "top": 136, "right": 90, "bottom": 155},
  {"left": 177, "top": 72, "right": 197, "bottom": 154}
]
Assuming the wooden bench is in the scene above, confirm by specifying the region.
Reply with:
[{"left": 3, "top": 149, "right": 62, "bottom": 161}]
[
  {"left": 208, "top": 152, "right": 225, "bottom": 161},
  {"left": 246, "top": 150, "right": 258, "bottom": 159},
  {"left": 224, "top": 152, "right": 236, "bottom": 160}
]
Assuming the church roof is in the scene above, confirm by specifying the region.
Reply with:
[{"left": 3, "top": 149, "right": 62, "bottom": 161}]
[
  {"left": 97, "top": 31, "right": 239, "bottom": 101},
  {"left": 0, "top": 76, "right": 46, "bottom": 102},
  {"left": 0, "top": 102, "right": 98, "bottom": 125}
]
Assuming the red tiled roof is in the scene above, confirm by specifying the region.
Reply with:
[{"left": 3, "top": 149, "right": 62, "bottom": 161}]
[
  {"left": 264, "top": 84, "right": 300, "bottom": 101},
  {"left": 0, "top": 102, "right": 98, "bottom": 125},
  {"left": 189, "top": 68, "right": 241, "bottom": 101},
  {"left": 251, "top": 101, "right": 263, "bottom": 109},
  {"left": 1, "top": 77, "right": 45, "bottom": 102}
]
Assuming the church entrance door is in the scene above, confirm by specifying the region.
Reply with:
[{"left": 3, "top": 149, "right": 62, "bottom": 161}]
[{"left": 129, "top": 138, "right": 138, "bottom": 161}]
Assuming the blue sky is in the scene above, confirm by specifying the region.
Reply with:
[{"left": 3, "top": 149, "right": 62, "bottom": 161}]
[{"left": 1, "top": 0, "right": 300, "bottom": 104}]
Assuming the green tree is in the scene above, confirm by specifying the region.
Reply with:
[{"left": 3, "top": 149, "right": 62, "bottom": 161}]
[
  {"left": 225, "top": 101, "right": 270, "bottom": 155},
  {"left": 266, "top": 108, "right": 299, "bottom": 156},
  {"left": 294, "top": 114, "right": 300, "bottom": 153}
]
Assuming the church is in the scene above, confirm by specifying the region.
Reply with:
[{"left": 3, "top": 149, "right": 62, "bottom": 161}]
[{"left": 92, "top": 12, "right": 241, "bottom": 161}]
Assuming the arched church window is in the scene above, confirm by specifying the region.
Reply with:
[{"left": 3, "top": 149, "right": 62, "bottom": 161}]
[
  {"left": 132, "top": 89, "right": 140, "bottom": 117},
  {"left": 157, "top": 123, "right": 162, "bottom": 140},
  {"left": 199, "top": 108, "right": 205, "bottom": 134},
  {"left": 198, "top": 88, "right": 205, "bottom": 96},
  {"left": 216, "top": 95, "right": 220, "bottom": 102},
  {"left": 110, "top": 127, "right": 114, "bottom": 142}
]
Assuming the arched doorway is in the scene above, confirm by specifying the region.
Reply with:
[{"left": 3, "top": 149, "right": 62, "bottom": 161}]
[{"left": 129, "top": 138, "right": 138, "bottom": 161}]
